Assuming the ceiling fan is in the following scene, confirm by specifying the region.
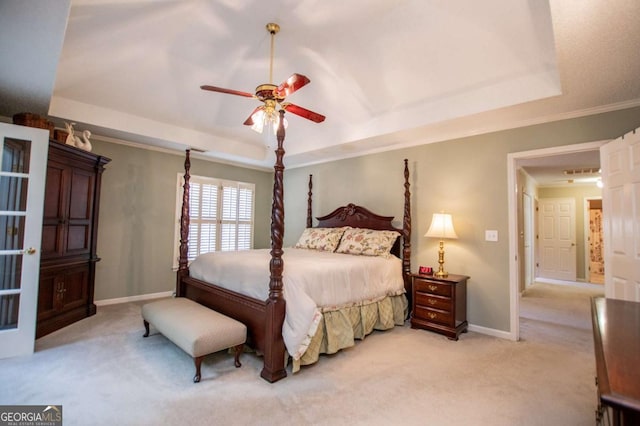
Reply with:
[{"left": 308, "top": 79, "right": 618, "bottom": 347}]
[{"left": 200, "top": 23, "right": 325, "bottom": 136}]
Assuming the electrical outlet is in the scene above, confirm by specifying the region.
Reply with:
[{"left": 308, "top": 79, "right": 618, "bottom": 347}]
[{"left": 485, "top": 230, "right": 498, "bottom": 242}]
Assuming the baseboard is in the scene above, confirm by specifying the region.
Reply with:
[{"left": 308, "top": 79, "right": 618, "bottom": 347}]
[
  {"left": 95, "top": 291, "right": 174, "bottom": 306},
  {"left": 468, "top": 323, "right": 515, "bottom": 341},
  {"left": 535, "top": 277, "right": 604, "bottom": 290}
]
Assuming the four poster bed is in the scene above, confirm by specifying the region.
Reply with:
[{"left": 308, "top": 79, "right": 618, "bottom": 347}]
[{"left": 176, "top": 111, "right": 412, "bottom": 382}]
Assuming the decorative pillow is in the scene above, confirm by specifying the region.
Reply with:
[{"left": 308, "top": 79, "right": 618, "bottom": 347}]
[
  {"left": 335, "top": 228, "right": 400, "bottom": 256},
  {"left": 294, "top": 227, "right": 347, "bottom": 252}
]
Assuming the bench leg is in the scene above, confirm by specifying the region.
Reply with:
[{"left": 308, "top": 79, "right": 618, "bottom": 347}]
[
  {"left": 233, "top": 344, "right": 244, "bottom": 368},
  {"left": 143, "top": 320, "right": 150, "bottom": 337},
  {"left": 193, "top": 356, "right": 204, "bottom": 383}
]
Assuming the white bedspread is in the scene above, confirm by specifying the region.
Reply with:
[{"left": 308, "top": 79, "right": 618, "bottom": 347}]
[{"left": 189, "top": 248, "right": 404, "bottom": 360}]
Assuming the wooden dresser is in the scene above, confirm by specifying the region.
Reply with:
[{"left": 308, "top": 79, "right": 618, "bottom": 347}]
[
  {"left": 36, "top": 141, "right": 110, "bottom": 338},
  {"left": 410, "top": 273, "right": 468, "bottom": 340},
  {"left": 591, "top": 297, "right": 640, "bottom": 425}
]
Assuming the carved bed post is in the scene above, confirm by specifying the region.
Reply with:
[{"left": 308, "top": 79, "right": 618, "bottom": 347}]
[
  {"left": 261, "top": 110, "right": 287, "bottom": 383},
  {"left": 176, "top": 149, "right": 191, "bottom": 297},
  {"left": 306, "top": 174, "right": 313, "bottom": 228},
  {"left": 402, "top": 159, "right": 412, "bottom": 306}
]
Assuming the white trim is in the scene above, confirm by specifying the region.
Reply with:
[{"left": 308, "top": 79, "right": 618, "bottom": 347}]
[
  {"left": 11, "top": 100, "right": 638, "bottom": 173},
  {"left": 467, "top": 324, "right": 515, "bottom": 341},
  {"left": 507, "top": 140, "right": 609, "bottom": 343},
  {"left": 90, "top": 133, "right": 272, "bottom": 172},
  {"left": 95, "top": 291, "right": 174, "bottom": 306},
  {"left": 287, "top": 100, "right": 640, "bottom": 169},
  {"left": 506, "top": 157, "right": 520, "bottom": 341},
  {"left": 535, "top": 277, "right": 603, "bottom": 291}
]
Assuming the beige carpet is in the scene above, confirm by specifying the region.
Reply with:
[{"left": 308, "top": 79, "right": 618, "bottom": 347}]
[{"left": 0, "top": 282, "right": 603, "bottom": 425}]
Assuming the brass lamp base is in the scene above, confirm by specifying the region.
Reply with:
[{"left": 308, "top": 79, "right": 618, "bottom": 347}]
[
  {"left": 435, "top": 240, "right": 449, "bottom": 278},
  {"left": 434, "top": 269, "right": 448, "bottom": 278}
]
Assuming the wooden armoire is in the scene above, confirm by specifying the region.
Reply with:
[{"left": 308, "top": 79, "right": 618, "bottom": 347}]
[{"left": 37, "top": 141, "right": 110, "bottom": 338}]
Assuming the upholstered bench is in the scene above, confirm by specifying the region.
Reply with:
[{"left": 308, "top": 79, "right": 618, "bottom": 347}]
[{"left": 142, "top": 297, "right": 247, "bottom": 383}]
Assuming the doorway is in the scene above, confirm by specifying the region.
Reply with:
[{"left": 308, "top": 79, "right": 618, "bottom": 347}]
[
  {"left": 585, "top": 198, "right": 604, "bottom": 284},
  {"left": 507, "top": 140, "right": 607, "bottom": 341}
]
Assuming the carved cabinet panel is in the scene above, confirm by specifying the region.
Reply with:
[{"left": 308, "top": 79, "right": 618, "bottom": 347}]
[{"left": 37, "top": 264, "right": 90, "bottom": 336}]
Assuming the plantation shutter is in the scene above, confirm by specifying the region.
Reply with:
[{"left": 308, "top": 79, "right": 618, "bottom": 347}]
[
  {"left": 188, "top": 181, "right": 219, "bottom": 260},
  {"left": 220, "top": 182, "right": 254, "bottom": 251},
  {"left": 174, "top": 174, "right": 254, "bottom": 267}
]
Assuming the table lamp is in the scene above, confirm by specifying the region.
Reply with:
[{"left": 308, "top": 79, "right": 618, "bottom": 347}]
[{"left": 424, "top": 213, "right": 458, "bottom": 278}]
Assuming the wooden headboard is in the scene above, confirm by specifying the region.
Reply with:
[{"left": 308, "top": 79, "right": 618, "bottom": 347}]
[
  {"left": 304, "top": 160, "right": 411, "bottom": 272},
  {"left": 315, "top": 203, "right": 398, "bottom": 231},
  {"left": 315, "top": 203, "right": 402, "bottom": 257}
]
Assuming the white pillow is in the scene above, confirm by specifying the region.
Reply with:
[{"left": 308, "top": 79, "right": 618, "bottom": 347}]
[
  {"left": 335, "top": 228, "right": 399, "bottom": 256},
  {"left": 294, "top": 227, "right": 347, "bottom": 252}
]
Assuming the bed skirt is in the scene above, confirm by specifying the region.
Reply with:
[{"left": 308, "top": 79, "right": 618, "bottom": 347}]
[{"left": 292, "top": 293, "right": 408, "bottom": 372}]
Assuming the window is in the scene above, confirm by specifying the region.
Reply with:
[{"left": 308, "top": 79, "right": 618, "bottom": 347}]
[{"left": 173, "top": 174, "right": 255, "bottom": 268}]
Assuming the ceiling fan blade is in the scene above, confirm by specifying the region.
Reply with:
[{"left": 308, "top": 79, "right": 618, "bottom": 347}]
[
  {"left": 243, "top": 106, "right": 264, "bottom": 126},
  {"left": 274, "top": 74, "right": 311, "bottom": 98},
  {"left": 200, "top": 85, "right": 255, "bottom": 98},
  {"left": 281, "top": 103, "right": 325, "bottom": 123}
]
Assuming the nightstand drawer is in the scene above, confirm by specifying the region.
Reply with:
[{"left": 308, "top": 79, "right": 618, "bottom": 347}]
[
  {"left": 414, "top": 306, "right": 452, "bottom": 326},
  {"left": 415, "top": 293, "right": 451, "bottom": 311},
  {"left": 414, "top": 279, "right": 452, "bottom": 297}
]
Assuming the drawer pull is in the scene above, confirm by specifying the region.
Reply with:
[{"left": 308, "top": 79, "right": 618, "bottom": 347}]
[
  {"left": 428, "top": 298, "right": 437, "bottom": 305},
  {"left": 428, "top": 285, "right": 438, "bottom": 291},
  {"left": 428, "top": 312, "right": 437, "bottom": 319}
]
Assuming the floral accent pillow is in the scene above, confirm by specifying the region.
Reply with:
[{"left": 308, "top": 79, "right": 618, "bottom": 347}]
[
  {"left": 294, "top": 227, "right": 347, "bottom": 252},
  {"left": 335, "top": 228, "right": 400, "bottom": 256}
]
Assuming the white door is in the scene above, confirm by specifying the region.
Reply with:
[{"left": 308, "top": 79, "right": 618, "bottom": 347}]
[
  {"left": 523, "top": 192, "right": 533, "bottom": 287},
  {"left": 538, "top": 197, "right": 577, "bottom": 281},
  {"left": 0, "top": 123, "right": 48, "bottom": 359},
  {"left": 600, "top": 127, "right": 640, "bottom": 301}
]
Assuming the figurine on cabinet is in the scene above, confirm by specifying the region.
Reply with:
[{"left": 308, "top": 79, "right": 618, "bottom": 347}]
[{"left": 64, "top": 122, "right": 92, "bottom": 152}]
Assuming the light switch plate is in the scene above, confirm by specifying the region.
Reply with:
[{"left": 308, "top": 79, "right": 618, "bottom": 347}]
[{"left": 485, "top": 230, "right": 498, "bottom": 242}]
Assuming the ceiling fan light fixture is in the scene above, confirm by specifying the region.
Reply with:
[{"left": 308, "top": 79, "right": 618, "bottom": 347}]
[{"left": 250, "top": 103, "right": 287, "bottom": 138}]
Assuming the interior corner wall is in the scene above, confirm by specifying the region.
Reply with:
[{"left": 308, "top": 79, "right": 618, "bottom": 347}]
[
  {"left": 538, "top": 185, "right": 602, "bottom": 280},
  {"left": 284, "top": 106, "right": 640, "bottom": 333},
  {"left": 89, "top": 141, "right": 272, "bottom": 301}
]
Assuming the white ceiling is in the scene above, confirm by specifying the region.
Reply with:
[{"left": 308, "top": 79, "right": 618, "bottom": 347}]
[
  {"left": 2, "top": 0, "right": 640, "bottom": 173},
  {"left": 518, "top": 149, "right": 602, "bottom": 187}
]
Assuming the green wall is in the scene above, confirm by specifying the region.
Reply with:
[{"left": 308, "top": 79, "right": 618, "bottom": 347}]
[
  {"left": 284, "top": 106, "right": 640, "bottom": 332},
  {"left": 89, "top": 106, "right": 640, "bottom": 333},
  {"left": 90, "top": 142, "right": 272, "bottom": 301}
]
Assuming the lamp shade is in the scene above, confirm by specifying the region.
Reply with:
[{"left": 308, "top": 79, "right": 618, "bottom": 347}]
[{"left": 424, "top": 213, "right": 458, "bottom": 239}]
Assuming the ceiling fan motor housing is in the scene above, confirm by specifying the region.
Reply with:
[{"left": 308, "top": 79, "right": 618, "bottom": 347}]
[{"left": 255, "top": 84, "right": 283, "bottom": 102}]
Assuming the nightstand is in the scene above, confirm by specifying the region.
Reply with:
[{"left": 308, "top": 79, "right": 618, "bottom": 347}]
[{"left": 410, "top": 273, "right": 469, "bottom": 340}]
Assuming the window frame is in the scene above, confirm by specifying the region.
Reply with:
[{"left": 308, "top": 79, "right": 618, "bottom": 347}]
[{"left": 172, "top": 173, "right": 255, "bottom": 269}]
